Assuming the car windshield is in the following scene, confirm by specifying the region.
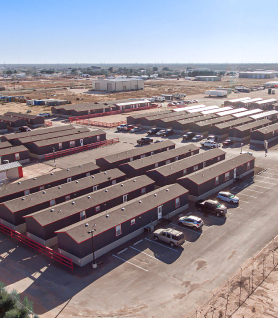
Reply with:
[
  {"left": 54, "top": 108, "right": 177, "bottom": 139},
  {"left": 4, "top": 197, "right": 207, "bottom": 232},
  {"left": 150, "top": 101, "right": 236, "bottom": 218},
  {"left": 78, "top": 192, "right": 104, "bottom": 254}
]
[
  {"left": 217, "top": 203, "right": 221, "bottom": 208},
  {"left": 229, "top": 194, "right": 235, "bottom": 198},
  {"left": 176, "top": 233, "right": 185, "bottom": 240}
]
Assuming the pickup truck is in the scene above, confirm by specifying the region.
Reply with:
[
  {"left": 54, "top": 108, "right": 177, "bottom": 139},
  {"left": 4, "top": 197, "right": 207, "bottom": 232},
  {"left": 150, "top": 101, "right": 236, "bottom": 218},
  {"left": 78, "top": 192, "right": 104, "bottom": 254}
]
[
  {"left": 195, "top": 199, "right": 227, "bottom": 217},
  {"left": 137, "top": 137, "right": 153, "bottom": 145}
]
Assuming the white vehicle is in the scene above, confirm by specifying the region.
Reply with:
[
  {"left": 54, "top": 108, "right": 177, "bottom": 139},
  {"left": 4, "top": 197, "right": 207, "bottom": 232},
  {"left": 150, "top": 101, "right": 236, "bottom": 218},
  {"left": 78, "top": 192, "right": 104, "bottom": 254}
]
[
  {"left": 152, "top": 96, "right": 165, "bottom": 102},
  {"left": 205, "top": 90, "right": 227, "bottom": 97},
  {"left": 217, "top": 192, "right": 239, "bottom": 204},
  {"left": 201, "top": 140, "right": 220, "bottom": 148},
  {"left": 207, "top": 135, "right": 217, "bottom": 142}
]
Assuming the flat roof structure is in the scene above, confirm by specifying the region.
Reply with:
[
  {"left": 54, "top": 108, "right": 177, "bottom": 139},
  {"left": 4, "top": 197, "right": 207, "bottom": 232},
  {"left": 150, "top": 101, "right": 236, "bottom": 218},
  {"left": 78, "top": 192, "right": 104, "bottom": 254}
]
[
  {"left": 231, "top": 119, "right": 271, "bottom": 132},
  {"left": 232, "top": 109, "right": 263, "bottom": 118},
  {"left": 254, "top": 99, "right": 277, "bottom": 105},
  {"left": 225, "top": 97, "right": 251, "bottom": 103},
  {"left": 116, "top": 100, "right": 149, "bottom": 107},
  {"left": 250, "top": 110, "right": 278, "bottom": 120},
  {"left": 172, "top": 114, "right": 217, "bottom": 132},
  {"left": 240, "top": 98, "right": 263, "bottom": 104},
  {"left": 217, "top": 108, "right": 247, "bottom": 117},
  {"left": 209, "top": 117, "right": 254, "bottom": 136},
  {"left": 190, "top": 115, "right": 235, "bottom": 133},
  {"left": 155, "top": 113, "right": 201, "bottom": 128},
  {"left": 4, "top": 112, "right": 41, "bottom": 120},
  {"left": 0, "top": 141, "right": 13, "bottom": 150},
  {"left": 173, "top": 105, "right": 206, "bottom": 112},
  {"left": 202, "top": 106, "right": 232, "bottom": 115}
]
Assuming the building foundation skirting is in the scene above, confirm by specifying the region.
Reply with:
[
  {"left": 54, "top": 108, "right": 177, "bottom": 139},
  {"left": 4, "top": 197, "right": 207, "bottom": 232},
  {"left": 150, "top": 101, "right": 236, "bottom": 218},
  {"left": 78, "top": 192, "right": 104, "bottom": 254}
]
[
  {"left": 250, "top": 135, "right": 278, "bottom": 146},
  {"left": 26, "top": 232, "right": 58, "bottom": 247},
  {"left": 28, "top": 152, "right": 45, "bottom": 159},
  {"left": 0, "top": 129, "right": 8, "bottom": 134},
  {"left": 229, "top": 136, "right": 250, "bottom": 142},
  {"left": 28, "top": 124, "right": 44, "bottom": 129},
  {"left": 0, "top": 218, "right": 26, "bottom": 232},
  {"left": 58, "top": 204, "right": 190, "bottom": 267},
  {"left": 19, "top": 158, "right": 30, "bottom": 164},
  {"left": 174, "top": 129, "right": 189, "bottom": 135}
]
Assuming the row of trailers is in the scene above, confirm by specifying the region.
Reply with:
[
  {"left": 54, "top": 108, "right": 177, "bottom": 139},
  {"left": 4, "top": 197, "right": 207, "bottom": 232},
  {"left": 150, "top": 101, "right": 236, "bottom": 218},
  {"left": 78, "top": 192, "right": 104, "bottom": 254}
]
[
  {"left": 0, "top": 140, "right": 254, "bottom": 267},
  {"left": 127, "top": 104, "right": 278, "bottom": 143}
]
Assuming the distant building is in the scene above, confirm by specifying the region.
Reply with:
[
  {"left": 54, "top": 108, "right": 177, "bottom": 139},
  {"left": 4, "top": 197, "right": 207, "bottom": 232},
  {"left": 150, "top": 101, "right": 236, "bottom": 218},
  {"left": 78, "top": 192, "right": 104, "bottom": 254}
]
[
  {"left": 194, "top": 76, "right": 221, "bottom": 82},
  {"left": 92, "top": 78, "right": 144, "bottom": 92},
  {"left": 239, "top": 71, "right": 277, "bottom": 79}
]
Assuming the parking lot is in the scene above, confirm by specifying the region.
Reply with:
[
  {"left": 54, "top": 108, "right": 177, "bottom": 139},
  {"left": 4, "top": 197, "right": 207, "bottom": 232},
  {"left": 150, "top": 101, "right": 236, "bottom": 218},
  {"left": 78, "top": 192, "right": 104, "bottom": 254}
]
[{"left": 2, "top": 120, "right": 278, "bottom": 318}]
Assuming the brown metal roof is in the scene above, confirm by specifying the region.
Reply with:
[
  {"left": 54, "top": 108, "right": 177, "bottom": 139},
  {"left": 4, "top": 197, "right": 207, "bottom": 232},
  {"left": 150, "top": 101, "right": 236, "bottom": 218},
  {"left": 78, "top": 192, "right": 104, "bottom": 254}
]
[
  {"left": 157, "top": 113, "right": 200, "bottom": 123},
  {"left": 0, "top": 115, "right": 25, "bottom": 122},
  {"left": 101, "top": 140, "right": 175, "bottom": 164},
  {"left": 192, "top": 115, "right": 234, "bottom": 127},
  {"left": 124, "top": 144, "right": 199, "bottom": 170},
  {"left": 178, "top": 153, "right": 253, "bottom": 185},
  {"left": 254, "top": 122, "right": 278, "bottom": 135},
  {"left": 4, "top": 112, "right": 40, "bottom": 120},
  {"left": 5, "top": 168, "right": 126, "bottom": 213},
  {"left": 0, "top": 145, "right": 28, "bottom": 156},
  {"left": 148, "top": 148, "right": 225, "bottom": 177},
  {"left": 214, "top": 117, "right": 253, "bottom": 130},
  {"left": 26, "top": 175, "right": 155, "bottom": 226},
  {"left": 176, "top": 114, "right": 216, "bottom": 125},
  {"left": 56, "top": 183, "right": 188, "bottom": 243},
  {"left": 233, "top": 119, "right": 271, "bottom": 132},
  {"left": 0, "top": 141, "right": 12, "bottom": 150},
  {"left": 32, "top": 129, "right": 105, "bottom": 147},
  {"left": 0, "top": 162, "right": 99, "bottom": 198}
]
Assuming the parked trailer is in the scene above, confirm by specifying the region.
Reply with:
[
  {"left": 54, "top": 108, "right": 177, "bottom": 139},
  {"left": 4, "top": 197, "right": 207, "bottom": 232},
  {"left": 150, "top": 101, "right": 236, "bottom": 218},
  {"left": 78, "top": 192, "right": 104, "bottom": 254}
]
[{"left": 205, "top": 90, "right": 228, "bottom": 97}]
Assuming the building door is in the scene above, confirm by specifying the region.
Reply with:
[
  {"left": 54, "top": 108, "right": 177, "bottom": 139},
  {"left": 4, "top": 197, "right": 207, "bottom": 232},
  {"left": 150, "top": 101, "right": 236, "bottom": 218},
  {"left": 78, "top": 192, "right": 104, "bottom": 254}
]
[
  {"left": 234, "top": 168, "right": 237, "bottom": 179},
  {"left": 107, "top": 83, "right": 113, "bottom": 91},
  {"left": 80, "top": 139, "right": 83, "bottom": 146},
  {"left": 123, "top": 194, "right": 127, "bottom": 203},
  {"left": 93, "top": 186, "right": 98, "bottom": 191},
  {"left": 24, "top": 189, "right": 30, "bottom": 195},
  {"left": 157, "top": 206, "right": 162, "bottom": 219},
  {"left": 0, "top": 171, "right": 7, "bottom": 181},
  {"left": 97, "top": 135, "right": 100, "bottom": 142},
  {"left": 95, "top": 83, "right": 100, "bottom": 90}
]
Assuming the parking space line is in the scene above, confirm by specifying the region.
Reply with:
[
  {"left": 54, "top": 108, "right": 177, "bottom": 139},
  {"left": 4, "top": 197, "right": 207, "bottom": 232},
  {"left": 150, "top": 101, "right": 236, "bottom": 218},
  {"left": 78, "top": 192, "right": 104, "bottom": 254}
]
[
  {"left": 145, "top": 238, "right": 179, "bottom": 253},
  {"left": 170, "top": 223, "right": 202, "bottom": 235},
  {"left": 112, "top": 254, "right": 148, "bottom": 272},
  {"left": 240, "top": 200, "right": 250, "bottom": 204},
  {"left": 118, "top": 248, "right": 128, "bottom": 255},
  {"left": 133, "top": 239, "right": 143, "bottom": 246},
  {"left": 242, "top": 188, "right": 262, "bottom": 193},
  {"left": 251, "top": 184, "right": 271, "bottom": 190},
  {"left": 239, "top": 193, "right": 257, "bottom": 198},
  {"left": 130, "top": 246, "right": 159, "bottom": 261},
  {"left": 231, "top": 187, "right": 237, "bottom": 191},
  {"left": 255, "top": 179, "right": 276, "bottom": 185},
  {"left": 256, "top": 175, "right": 277, "bottom": 180}
]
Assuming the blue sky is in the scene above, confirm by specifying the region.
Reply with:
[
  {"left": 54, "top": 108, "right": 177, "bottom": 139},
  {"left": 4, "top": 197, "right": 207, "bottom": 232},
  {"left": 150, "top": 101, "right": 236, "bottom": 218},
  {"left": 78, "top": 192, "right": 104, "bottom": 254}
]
[{"left": 0, "top": 0, "right": 277, "bottom": 64}]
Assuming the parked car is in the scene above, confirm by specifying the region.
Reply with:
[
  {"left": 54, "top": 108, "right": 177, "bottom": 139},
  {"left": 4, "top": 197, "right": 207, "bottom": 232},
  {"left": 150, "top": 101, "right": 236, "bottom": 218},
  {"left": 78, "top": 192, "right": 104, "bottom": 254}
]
[
  {"left": 117, "top": 124, "right": 127, "bottom": 131},
  {"left": 222, "top": 139, "right": 234, "bottom": 147},
  {"left": 124, "top": 125, "right": 134, "bottom": 131},
  {"left": 147, "top": 128, "right": 161, "bottom": 135},
  {"left": 156, "top": 130, "right": 166, "bottom": 136},
  {"left": 178, "top": 215, "right": 204, "bottom": 230},
  {"left": 26, "top": 110, "right": 31, "bottom": 113},
  {"left": 162, "top": 129, "right": 174, "bottom": 137},
  {"left": 19, "top": 126, "right": 31, "bottom": 132},
  {"left": 38, "top": 112, "right": 51, "bottom": 118},
  {"left": 192, "top": 134, "right": 203, "bottom": 142},
  {"left": 137, "top": 137, "right": 153, "bottom": 145},
  {"left": 217, "top": 192, "right": 239, "bottom": 204},
  {"left": 207, "top": 135, "right": 217, "bottom": 142},
  {"left": 195, "top": 199, "right": 227, "bottom": 217},
  {"left": 201, "top": 140, "right": 220, "bottom": 148},
  {"left": 183, "top": 132, "right": 195, "bottom": 140},
  {"left": 153, "top": 228, "right": 186, "bottom": 247},
  {"left": 130, "top": 126, "right": 141, "bottom": 133}
]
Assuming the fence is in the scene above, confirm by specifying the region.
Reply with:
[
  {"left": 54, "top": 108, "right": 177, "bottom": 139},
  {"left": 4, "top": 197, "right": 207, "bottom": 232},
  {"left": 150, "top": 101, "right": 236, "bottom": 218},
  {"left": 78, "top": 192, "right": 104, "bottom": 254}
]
[
  {"left": 44, "top": 120, "right": 52, "bottom": 127},
  {"left": 0, "top": 223, "right": 73, "bottom": 271},
  {"left": 75, "top": 119, "right": 126, "bottom": 128},
  {"left": 188, "top": 234, "right": 278, "bottom": 318},
  {"left": 68, "top": 104, "right": 157, "bottom": 123},
  {"left": 44, "top": 138, "right": 119, "bottom": 160}
]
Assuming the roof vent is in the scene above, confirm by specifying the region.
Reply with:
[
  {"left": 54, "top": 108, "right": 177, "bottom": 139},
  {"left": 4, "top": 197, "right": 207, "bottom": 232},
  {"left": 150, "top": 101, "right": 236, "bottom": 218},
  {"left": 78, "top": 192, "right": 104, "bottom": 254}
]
[
  {"left": 18, "top": 182, "right": 21, "bottom": 184},
  {"left": 202, "top": 174, "right": 204, "bottom": 177},
  {"left": 51, "top": 173, "right": 54, "bottom": 175},
  {"left": 121, "top": 184, "right": 124, "bottom": 186},
  {"left": 133, "top": 179, "right": 136, "bottom": 182},
  {"left": 92, "top": 176, "right": 95, "bottom": 178},
  {"left": 121, "top": 207, "right": 125, "bottom": 211},
  {"left": 79, "top": 165, "right": 82, "bottom": 167},
  {"left": 72, "top": 201, "right": 75, "bottom": 205},
  {"left": 166, "top": 189, "right": 169, "bottom": 191},
  {"left": 154, "top": 194, "right": 157, "bottom": 197},
  {"left": 88, "top": 196, "right": 90, "bottom": 199},
  {"left": 105, "top": 189, "right": 108, "bottom": 192},
  {"left": 58, "top": 186, "right": 61, "bottom": 189},
  {"left": 51, "top": 209, "right": 54, "bottom": 212},
  {"left": 43, "top": 191, "right": 46, "bottom": 194},
  {"left": 104, "top": 172, "right": 107, "bottom": 174},
  {"left": 76, "top": 180, "right": 79, "bottom": 183},
  {"left": 139, "top": 200, "right": 142, "bottom": 203},
  {"left": 67, "top": 169, "right": 70, "bottom": 171},
  {"left": 22, "top": 197, "right": 25, "bottom": 200},
  {"left": 33, "top": 177, "right": 36, "bottom": 180}
]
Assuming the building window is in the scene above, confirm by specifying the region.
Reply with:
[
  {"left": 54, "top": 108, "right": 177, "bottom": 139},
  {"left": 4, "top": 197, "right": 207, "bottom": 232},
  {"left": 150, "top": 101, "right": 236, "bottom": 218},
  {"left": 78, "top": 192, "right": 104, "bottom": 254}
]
[
  {"left": 141, "top": 154, "right": 145, "bottom": 159},
  {"left": 141, "top": 187, "right": 146, "bottom": 195},
  {"left": 95, "top": 206, "right": 100, "bottom": 212},
  {"left": 115, "top": 224, "right": 122, "bottom": 236},
  {"left": 225, "top": 172, "right": 230, "bottom": 181},
  {"left": 50, "top": 199, "right": 56, "bottom": 206},
  {"left": 131, "top": 218, "right": 135, "bottom": 225},
  {"left": 151, "top": 151, "right": 154, "bottom": 155},
  {"left": 130, "top": 157, "right": 133, "bottom": 162},
  {"left": 86, "top": 172, "right": 90, "bottom": 177},
  {"left": 217, "top": 156, "right": 221, "bottom": 162},
  {"left": 203, "top": 162, "right": 206, "bottom": 168},
  {"left": 167, "top": 147, "right": 170, "bottom": 151},
  {"left": 15, "top": 153, "right": 20, "bottom": 160},
  {"left": 67, "top": 177, "right": 71, "bottom": 183},
  {"left": 183, "top": 169, "right": 187, "bottom": 176},
  {"left": 166, "top": 160, "right": 171, "bottom": 165},
  {"left": 65, "top": 195, "right": 70, "bottom": 201},
  {"left": 193, "top": 165, "right": 198, "bottom": 171},
  {"left": 175, "top": 156, "right": 179, "bottom": 161},
  {"left": 93, "top": 185, "right": 98, "bottom": 191},
  {"left": 24, "top": 189, "right": 30, "bottom": 195},
  {"left": 247, "top": 162, "right": 251, "bottom": 170},
  {"left": 39, "top": 186, "right": 44, "bottom": 190},
  {"left": 97, "top": 135, "right": 100, "bottom": 142},
  {"left": 155, "top": 163, "right": 158, "bottom": 168},
  {"left": 59, "top": 143, "right": 62, "bottom": 150},
  {"left": 70, "top": 141, "right": 75, "bottom": 148},
  {"left": 215, "top": 176, "right": 219, "bottom": 185},
  {"left": 175, "top": 197, "right": 180, "bottom": 208},
  {"left": 191, "top": 152, "right": 194, "bottom": 156},
  {"left": 111, "top": 179, "right": 116, "bottom": 185},
  {"left": 80, "top": 211, "right": 86, "bottom": 220},
  {"left": 123, "top": 194, "right": 127, "bottom": 202}
]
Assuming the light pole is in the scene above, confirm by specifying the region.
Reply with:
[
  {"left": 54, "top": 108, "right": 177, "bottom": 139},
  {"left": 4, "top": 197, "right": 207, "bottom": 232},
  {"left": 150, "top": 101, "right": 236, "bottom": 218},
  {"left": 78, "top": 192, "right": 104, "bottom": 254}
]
[
  {"left": 85, "top": 223, "right": 97, "bottom": 268},
  {"left": 52, "top": 147, "right": 56, "bottom": 166}
]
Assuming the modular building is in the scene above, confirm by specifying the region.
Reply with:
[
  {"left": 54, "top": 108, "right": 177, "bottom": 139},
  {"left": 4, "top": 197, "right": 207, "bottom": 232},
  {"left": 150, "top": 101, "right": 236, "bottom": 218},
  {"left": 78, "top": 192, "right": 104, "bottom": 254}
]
[
  {"left": 0, "top": 162, "right": 23, "bottom": 182},
  {"left": 146, "top": 148, "right": 225, "bottom": 186},
  {"left": 0, "top": 145, "right": 29, "bottom": 164},
  {"left": 0, "top": 162, "right": 100, "bottom": 203},
  {"left": 216, "top": 108, "right": 247, "bottom": 117},
  {"left": 4, "top": 112, "right": 45, "bottom": 128},
  {"left": 224, "top": 97, "right": 251, "bottom": 107},
  {"left": 24, "top": 175, "right": 155, "bottom": 246},
  {"left": 56, "top": 184, "right": 189, "bottom": 266},
  {"left": 172, "top": 114, "right": 216, "bottom": 133},
  {"left": 0, "top": 115, "right": 26, "bottom": 131},
  {"left": 177, "top": 153, "right": 255, "bottom": 201},
  {"left": 209, "top": 117, "right": 254, "bottom": 141},
  {"left": 237, "top": 98, "right": 263, "bottom": 109},
  {"left": 189, "top": 115, "right": 235, "bottom": 136},
  {"left": 186, "top": 106, "right": 214, "bottom": 113},
  {"left": 231, "top": 109, "right": 263, "bottom": 119},
  {"left": 239, "top": 71, "right": 276, "bottom": 79},
  {"left": 92, "top": 78, "right": 144, "bottom": 92},
  {"left": 228, "top": 119, "right": 271, "bottom": 142},
  {"left": 250, "top": 110, "right": 278, "bottom": 122},
  {"left": 115, "top": 100, "right": 150, "bottom": 111},
  {"left": 140, "top": 112, "right": 184, "bottom": 129},
  {"left": 188, "top": 106, "right": 219, "bottom": 113},
  {"left": 96, "top": 140, "right": 175, "bottom": 170},
  {"left": 195, "top": 76, "right": 221, "bottom": 81},
  {"left": 27, "top": 130, "right": 106, "bottom": 159},
  {"left": 173, "top": 105, "right": 206, "bottom": 113},
  {"left": 250, "top": 122, "right": 278, "bottom": 147},
  {"left": 0, "top": 141, "right": 13, "bottom": 150},
  {"left": 127, "top": 110, "right": 172, "bottom": 125},
  {"left": 253, "top": 99, "right": 277, "bottom": 110},
  {"left": 119, "top": 144, "right": 199, "bottom": 178},
  {"left": 202, "top": 106, "right": 232, "bottom": 115},
  {"left": 155, "top": 113, "right": 200, "bottom": 129},
  {"left": 2, "top": 125, "right": 77, "bottom": 145}
]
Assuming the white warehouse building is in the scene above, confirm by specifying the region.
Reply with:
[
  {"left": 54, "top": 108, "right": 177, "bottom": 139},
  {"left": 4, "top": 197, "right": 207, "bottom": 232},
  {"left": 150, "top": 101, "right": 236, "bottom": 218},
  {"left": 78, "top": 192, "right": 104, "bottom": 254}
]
[{"left": 92, "top": 78, "right": 144, "bottom": 92}]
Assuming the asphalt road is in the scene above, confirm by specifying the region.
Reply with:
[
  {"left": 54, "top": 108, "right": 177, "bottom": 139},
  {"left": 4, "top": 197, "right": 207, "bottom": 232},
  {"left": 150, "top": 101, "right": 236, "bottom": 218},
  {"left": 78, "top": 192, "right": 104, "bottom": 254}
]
[{"left": 1, "top": 126, "right": 278, "bottom": 318}]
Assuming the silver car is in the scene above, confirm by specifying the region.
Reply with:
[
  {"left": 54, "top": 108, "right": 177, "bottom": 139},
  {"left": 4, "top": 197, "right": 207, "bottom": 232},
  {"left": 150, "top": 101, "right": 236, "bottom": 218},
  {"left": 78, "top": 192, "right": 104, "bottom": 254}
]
[
  {"left": 178, "top": 215, "right": 204, "bottom": 229},
  {"left": 217, "top": 191, "right": 239, "bottom": 204},
  {"left": 153, "top": 228, "right": 186, "bottom": 247}
]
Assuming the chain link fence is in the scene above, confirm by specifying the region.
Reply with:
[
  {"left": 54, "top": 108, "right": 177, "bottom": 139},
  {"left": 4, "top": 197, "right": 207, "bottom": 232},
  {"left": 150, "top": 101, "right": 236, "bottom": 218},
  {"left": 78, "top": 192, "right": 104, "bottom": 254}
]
[{"left": 188, "top": 234, "right": 278, "bottom": 318}]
